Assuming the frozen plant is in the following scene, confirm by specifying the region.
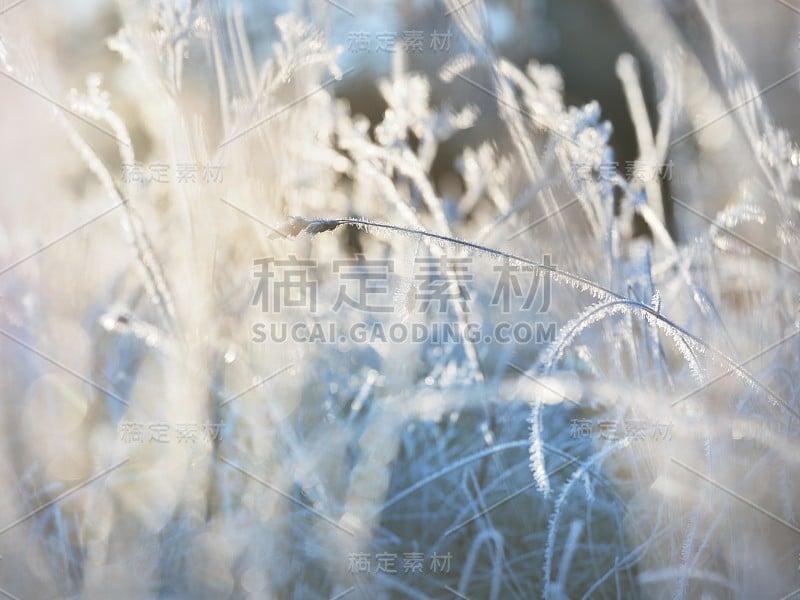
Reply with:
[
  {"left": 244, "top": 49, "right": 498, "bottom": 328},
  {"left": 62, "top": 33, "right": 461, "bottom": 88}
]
[{"left": 0, "top": 0, "right": 798, "bottom": 598}]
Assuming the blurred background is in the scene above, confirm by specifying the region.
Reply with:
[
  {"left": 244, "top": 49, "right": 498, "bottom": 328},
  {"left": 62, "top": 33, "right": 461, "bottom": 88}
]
[{"left": 9, "top": 0, "right": 800, "bottom": 235}]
